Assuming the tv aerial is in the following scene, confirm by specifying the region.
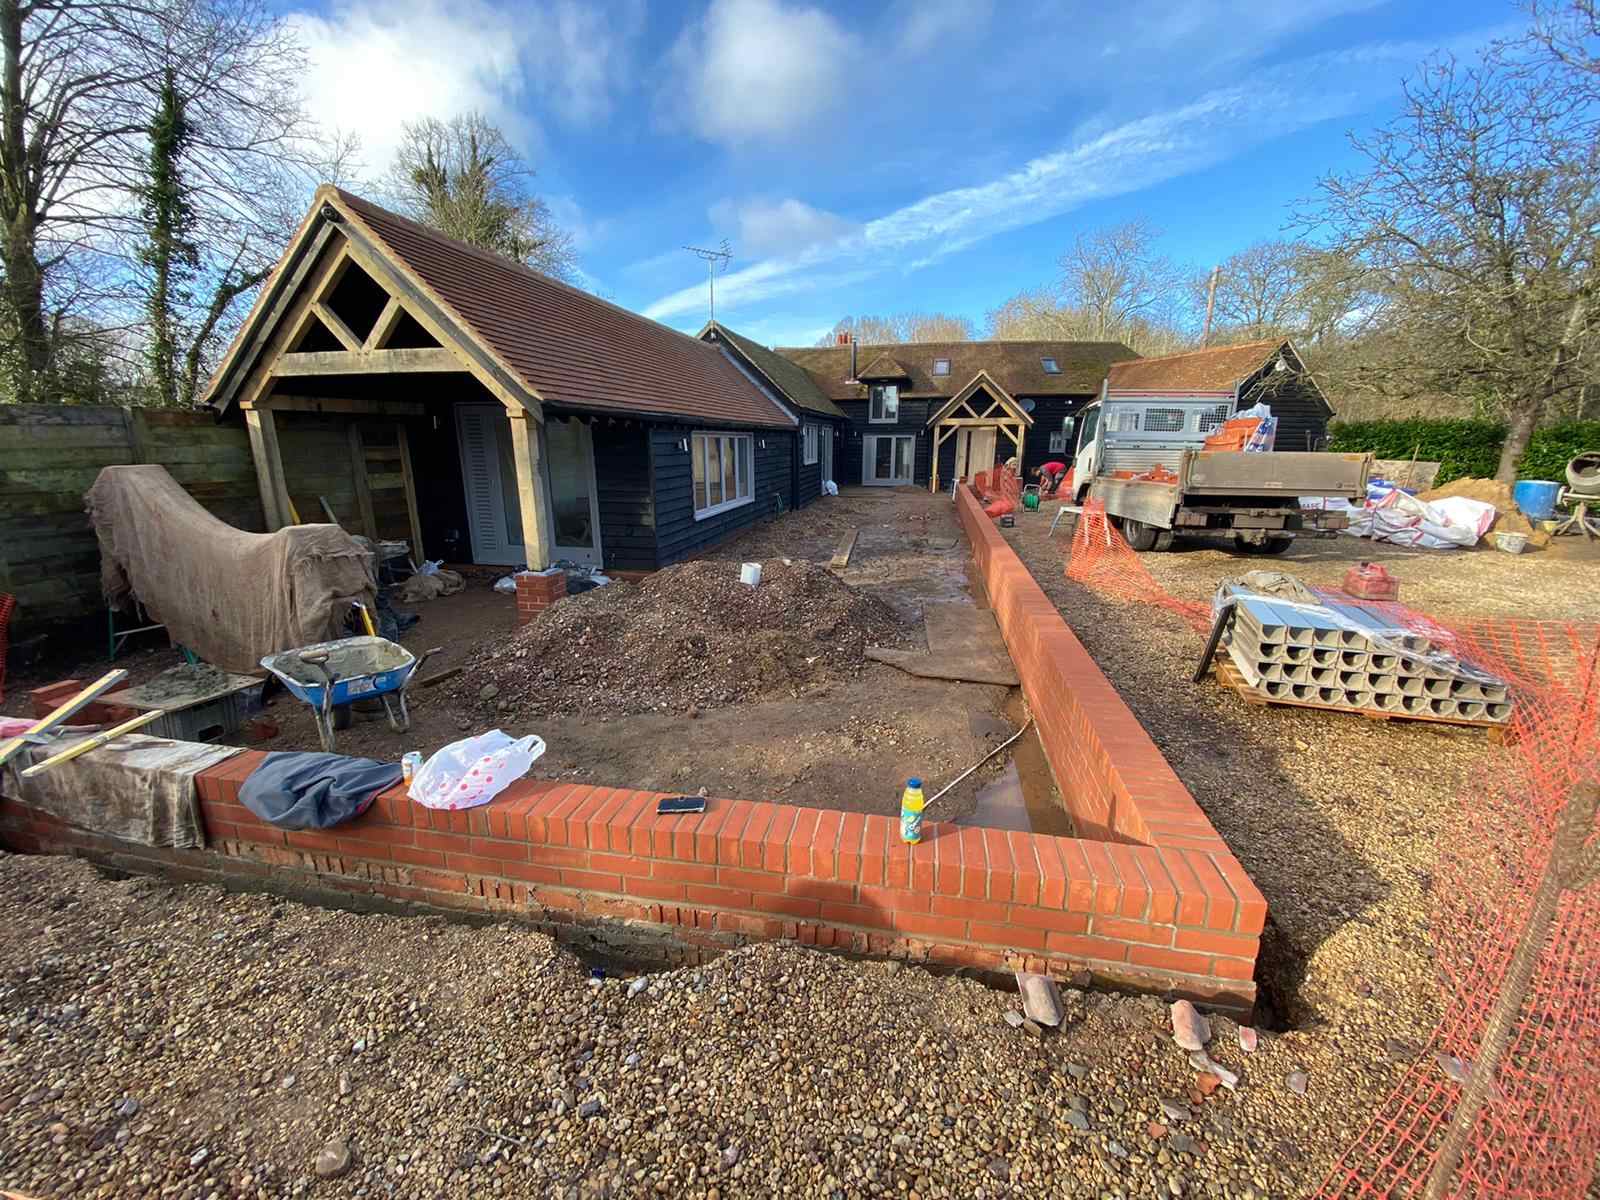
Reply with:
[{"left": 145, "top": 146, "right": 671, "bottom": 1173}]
[{"left": 683, "top": 240, "right": 732, "bottom": 322}]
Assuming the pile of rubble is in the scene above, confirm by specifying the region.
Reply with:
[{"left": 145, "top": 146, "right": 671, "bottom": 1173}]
[{"left": 452, "top": 559, "right": 912, "bottom": 718}]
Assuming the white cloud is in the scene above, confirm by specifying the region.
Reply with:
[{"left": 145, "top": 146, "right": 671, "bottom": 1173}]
[
  {"left": 709, "top": 196, "right": 857, "bottom": 258},
  {"left": 288, "top": 0, "right": 641, "bottom": 177},
  {"left": 895, "top": 0, "right": 993, "bottom": 56},
  {"left": 662, "top": 0, "right": 859, "bottom": 145},
  {"left": 642, "top": 37, "right": 1457, "bottom": 322}
]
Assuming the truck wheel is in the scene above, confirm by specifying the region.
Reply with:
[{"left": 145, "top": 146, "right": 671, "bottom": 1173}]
[
  {"left": 1119, "top": 517, "right": 1159, "bottom": 551},
  {"left": 1234, "top": 534, "right": 1294, "bottom": 556},
  {"left": 1153, "top": 530, "right": 1176, "bottom": 552}
]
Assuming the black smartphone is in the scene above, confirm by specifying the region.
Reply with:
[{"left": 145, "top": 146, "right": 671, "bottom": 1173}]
[{"left": 657, "top": 796, "right": 706, "bottom": 815}]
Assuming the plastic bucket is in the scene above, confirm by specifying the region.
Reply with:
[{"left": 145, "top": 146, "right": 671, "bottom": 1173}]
[
  {"left": 1512, "top": 479, "right": 1561, "bottom": 520},
  {"left": 739, "top": 562, "right": 762, "bottom": 587}
]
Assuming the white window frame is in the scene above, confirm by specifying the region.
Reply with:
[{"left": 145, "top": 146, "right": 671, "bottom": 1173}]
[
  {"left": 869, "top": 384, "right": 899, "bottom": 423},
  {"left": 692, "top": 431, "right": 755, "bottom": 520},
  {"left": 802, "top": 423, "right": 819, "bottom": 465},
  {"left": 932, "top": 358, "right": 950, "bottom": 376}
]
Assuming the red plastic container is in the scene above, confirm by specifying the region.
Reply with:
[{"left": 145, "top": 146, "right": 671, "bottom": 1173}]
[{"left": 1343, "top": 561, "right": 1400, "bottom": 601}]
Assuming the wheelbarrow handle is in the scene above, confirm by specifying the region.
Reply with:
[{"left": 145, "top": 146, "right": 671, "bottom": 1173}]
[
  {"left": 297, "top": 651, "right": 338, "bottom": 715},
  {"left": 405, "top": 646, "right": 444, "bottom": 692}
]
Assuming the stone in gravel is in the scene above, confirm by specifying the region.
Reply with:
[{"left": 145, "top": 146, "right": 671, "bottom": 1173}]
[
  {"left": 1159, "top": 1100, "right": 1193, "bottom": 1123},
  {"left": 1147, "top": 1121, "right": 1168, "bottom": 1140},
  {"left": 189, "top": 1148, "right": 209, "bottom": 1168},
  {"left": 987, "top": 1157, "right": 1010, "bottom": 1180},
  {"left": 445, "top": 1074, "right": 467, "bottom": 1095},
  {"left": 1286, "top": 1070, "right": 1309, "bottom": 1096},
  {"left": 1189, "top": 1050, "right": 1239, "bottom": 1090},
  {"left": 1171, "top": 1000, "right": 1210, "bottom": 1051},
  {"left": 1238, "top": 1026, "right": 1259, "bottom": 1053},
  {"left": 338, "top": 1072, "right": 353, "bottom": 1097},
  {"left": 280, "top": 1073, "right": 296, "bottom": 1089},
  {"left": 1015, "top": 971, "right": 1064, "bottom": 1026},
  {"left": 1168, "top": 1133, "right": 1198, "bottom": 1156},
  {"left": 1067, "top": 1062, "right": 1088, "bottom": 1079},
  {"left": 1066, "top": 1109, "right": 1090, "bottom": 1131},
  {"left": 1384, "top": 1037, "right": 1420, "bottom": 1062},
  {"left": 479, "top": 683, "right": 499, "bottom": 701},
  {"left": 114, "top": 1097, "right": 139, "bottom": 1120},
  {"left": 315, "top": 1137, "right": 353, "bottom": 1179},
  {"left": 1022, "top": 1018, "right": 1044, "bottom": 1038},
  {"left": 578, "top": 1100, "right": 601, "bottom": 1118},
  {"left": 723, "top": 1144, "right": 741, "bottom": 1168},
  {"left": 1002, "top": 1010, "right": 1025, "bottom": 1029},
  {"left": 627, "top": 977, "right": 648, "bottom": 998}
]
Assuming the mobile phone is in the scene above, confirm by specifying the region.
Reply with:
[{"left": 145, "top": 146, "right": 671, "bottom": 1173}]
[{"left": 657, "top": 795, "right": 706, "bottom": 815}]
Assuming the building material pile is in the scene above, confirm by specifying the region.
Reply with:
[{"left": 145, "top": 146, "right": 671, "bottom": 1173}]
[
  {"left": 1219, "top": 586, "right": 1512, "bottom": 725},
  {"left": 453, "top": 559, "right": 912, "bottom": 718}
]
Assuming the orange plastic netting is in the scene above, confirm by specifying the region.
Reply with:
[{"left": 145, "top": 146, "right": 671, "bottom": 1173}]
[{"left": 1060, "top": 501, "right": 1600, "bottom": 1199}]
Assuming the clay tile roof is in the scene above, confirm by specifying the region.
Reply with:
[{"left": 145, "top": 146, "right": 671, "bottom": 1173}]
[
  {"left": 699, "top": 322, "right": 846, "bottom": 419},
  {"left": 1106, "top": 339, "right": 1284, "bottom": 392},
  {"left": 777, "top": 340, "right": 1138, "bottom": 401},
  {"left": 330, "top": 189, "right": 794, "bottom": 428},
  {"left": 856, "top": 353, "right": 911, "bottom": 380}
]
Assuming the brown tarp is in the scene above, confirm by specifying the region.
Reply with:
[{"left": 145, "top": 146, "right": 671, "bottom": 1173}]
[{"left": 86, "top": 465, "right": 377, "bottom": 673}]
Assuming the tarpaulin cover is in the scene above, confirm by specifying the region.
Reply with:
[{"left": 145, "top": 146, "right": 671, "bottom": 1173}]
[
  {"left": 239, "top": 751, "right": 401, "bottom": 830},
  {"left": 86, "top": 465, "right": 377, "bottom": 673}
]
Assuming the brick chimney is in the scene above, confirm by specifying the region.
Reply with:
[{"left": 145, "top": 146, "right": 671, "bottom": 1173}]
[{"left": 837, "top": 330, "right": 857, "bottom": 380}]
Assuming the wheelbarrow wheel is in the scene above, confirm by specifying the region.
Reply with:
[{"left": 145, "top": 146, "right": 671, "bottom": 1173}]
[{"left": 333, "top": 704, "right": 353, "bottom": 731}]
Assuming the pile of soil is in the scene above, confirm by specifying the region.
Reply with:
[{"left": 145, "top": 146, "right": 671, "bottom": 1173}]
[
  {"left": 1419, "top": 477, "right": 1552, "bottom": 548},
  {"left": 450, "top": 559, "right": 913, "bottom": 718}
]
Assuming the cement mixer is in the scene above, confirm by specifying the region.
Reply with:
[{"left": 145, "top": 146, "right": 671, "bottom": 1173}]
[{"left": 1553, "top": 450, "right": 1600, "bottom": 539}]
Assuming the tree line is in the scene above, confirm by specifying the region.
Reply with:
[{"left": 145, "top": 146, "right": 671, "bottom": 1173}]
[
  {"left": 0, "top": 0, "right": 573, "bottom": 409},
  {"left": 820, "top": 2, "right": 1600, "bottom": 479}
]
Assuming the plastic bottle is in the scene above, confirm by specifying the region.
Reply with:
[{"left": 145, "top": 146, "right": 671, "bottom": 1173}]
[{"left": 899, "top": 778, "right": 926, "bottom": 844}]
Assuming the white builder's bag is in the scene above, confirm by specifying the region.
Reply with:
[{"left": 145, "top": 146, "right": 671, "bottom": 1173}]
[{"left": 408, "top": 730, "right": 545, "bottom": 810}]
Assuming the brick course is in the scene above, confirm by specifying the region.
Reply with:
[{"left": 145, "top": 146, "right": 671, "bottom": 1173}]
[
  {"left": 0, "top": 484, "right": 1267, "bottom": 1013},
  {"left": 515, "top": 571, "right": 566, "bottom": 625}
]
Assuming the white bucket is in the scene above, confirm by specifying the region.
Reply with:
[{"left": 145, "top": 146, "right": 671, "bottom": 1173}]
[
  {"left": 739, "top": 562, "right": 762, "bottom": 587},
  {"left": 1492, "top": 532, "right": 1529, "bottom": 555}
]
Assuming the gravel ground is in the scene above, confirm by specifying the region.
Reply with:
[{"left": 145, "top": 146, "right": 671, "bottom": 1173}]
[
  {"left": 1, "top": 853, "right": 1403, "bottom": 1200},
  {"left": 998, "top": 514, "right": 1600, "bottom": 1192}
]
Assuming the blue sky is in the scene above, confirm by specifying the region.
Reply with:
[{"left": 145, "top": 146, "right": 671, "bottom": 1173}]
[{"left": 284, "top": 0, "right": 1515, "bottom": 347}]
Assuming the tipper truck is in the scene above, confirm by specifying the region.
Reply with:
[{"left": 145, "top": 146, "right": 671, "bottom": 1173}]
[{"left": 1066, "top": 391, "right": 1372, "bottom": 554}]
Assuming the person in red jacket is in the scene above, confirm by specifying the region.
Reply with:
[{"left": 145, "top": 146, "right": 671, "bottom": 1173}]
[{"left": 1036, "top": 460, "right": 1069, "bottom": 495}]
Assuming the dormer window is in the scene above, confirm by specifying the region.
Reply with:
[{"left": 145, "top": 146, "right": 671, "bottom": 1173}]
[
  {"left": 932, "top": 358, "right": 950, "bottom": 376},
  {"left": 869, "top": 384, "right": 899, "bottom": 423},
  {"left": 1041, "top": 357, "right": 1060, "bottom": 374}
]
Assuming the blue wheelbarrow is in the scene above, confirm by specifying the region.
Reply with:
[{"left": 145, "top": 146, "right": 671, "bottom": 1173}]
[{"left": 261, "top": 636, "right": 440, "bottom": 753}]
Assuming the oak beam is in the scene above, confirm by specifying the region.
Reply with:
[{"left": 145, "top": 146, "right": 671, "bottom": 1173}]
[
  {"left": 270, "top": 348, "right": 462, "bottom": 376},
  {"left": 244, "top": 407, "right": 291, "bottom": 531},
  {"left": 507, "top": 411, "right": 552, "bottom": 571}
]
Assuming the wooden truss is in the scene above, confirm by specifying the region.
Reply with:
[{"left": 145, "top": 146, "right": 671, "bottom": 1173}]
[{"left": 927, "top": 371, "right": 1033, "bottom": 492}]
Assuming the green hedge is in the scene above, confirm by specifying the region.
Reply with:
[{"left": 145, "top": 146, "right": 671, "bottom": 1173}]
[{"left": 1327, "top": 418, "right": 1600, "bottom": 485}]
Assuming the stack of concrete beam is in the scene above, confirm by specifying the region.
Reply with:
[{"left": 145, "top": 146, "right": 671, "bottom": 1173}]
[{"left": 1222, "top": 592, "right": 1512, "bottom": 724}]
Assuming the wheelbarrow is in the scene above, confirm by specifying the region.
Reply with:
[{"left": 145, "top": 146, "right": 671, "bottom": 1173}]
[{"left": 260, "top": 636, "right": 439, "bottom": 753}]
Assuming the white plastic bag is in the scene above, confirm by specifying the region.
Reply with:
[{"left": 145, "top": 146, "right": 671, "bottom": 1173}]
[
  {"left": 822, "top": 480, "right": 839, "bottom": 496},
  {"left": 408, "top": 730, "right": 546, "bottom": 810},
  {"left": 492, "top": 574, "right": 517, "bottom": 594}
]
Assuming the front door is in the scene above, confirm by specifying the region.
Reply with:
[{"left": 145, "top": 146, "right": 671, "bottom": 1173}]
[
  {"left": 819, "top": 425, "right": 834, "bottom": 485},
  {"left": 863, "top": 434, "right": 915, "bottom": 486},
  {"left": 970, "top": 426, "right": 998, "bottom": 478},
  {"left": 456, "top": 403, "right": 526, "bottom": 565},
  {"left": 543, "top": 416, "right": 602, "bottom": 567}
]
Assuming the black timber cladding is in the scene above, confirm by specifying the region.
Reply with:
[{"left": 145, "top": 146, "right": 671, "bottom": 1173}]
[
  {"left": 793, "top": 416, "right": 843, "bottom": 508},
  {"left": 836, "top": 399, "right": 932, "bottom": 486},
  {"left": 650, "top": 425, "right": 795, "bottom": 567},
  {"left": 589, "top": 419, "right": 656, "bottom": 572},
  {"left": 1239, "top": 369, "right": 1332, "bottom": 452}
]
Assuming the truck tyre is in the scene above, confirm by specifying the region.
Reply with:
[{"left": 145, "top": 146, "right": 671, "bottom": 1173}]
[
  {"left": 1234, "top": 534, "right": 1294, "bottom": 556},
  {"left": 1119, "top": 517, "right": 1159, "bottom": 551},
  {"left": 1153, "top": 530, "right": 1176, "bottom": 552}
]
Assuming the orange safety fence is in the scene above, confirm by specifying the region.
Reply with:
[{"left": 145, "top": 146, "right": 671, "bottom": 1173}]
[{"left": 1061, "top": 503, "right": 1600, "bottom": 1200}]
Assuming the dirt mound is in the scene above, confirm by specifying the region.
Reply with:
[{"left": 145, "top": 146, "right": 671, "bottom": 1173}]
[
  {"left": 451, "top": 559, "right": 914, "bottom": 718},
  {"left": 1418, "top": 477, "right": 1551, "bottom": 548}
]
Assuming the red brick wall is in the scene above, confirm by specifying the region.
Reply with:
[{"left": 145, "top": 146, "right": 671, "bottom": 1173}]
[
  {"left": 0, "top": 489, "right": 1267, "bottom": 1013},
  {"left": 516, "top": 571, "right": 566, "bottom": 625}
]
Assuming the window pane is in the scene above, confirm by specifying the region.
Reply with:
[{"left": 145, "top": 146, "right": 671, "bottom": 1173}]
[
  {"left": 885, "top": 386, "right": 898, "bottom": 420},
  {"left": 709, "top": 437, "right": 722, "bottom": 506},
  {"left": 693, "top": 435, "right": 708, "bottom": 510},
  {"left": 722, "top": 436, "right": 737, "bottom": 502},
  {"left": 743, "top": 440, "right": 754, "bottom": 497},
  {"left": 894, "top": 436, "right": 914, "bottom": 479}
]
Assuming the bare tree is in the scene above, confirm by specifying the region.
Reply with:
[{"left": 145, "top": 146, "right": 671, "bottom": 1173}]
[
  {"left": 388, "top": 113, "right": 575, "bottom": 280},
  {"left": 985, "top": 287, "right": 1193, "bottom": 355},
  {"left": 818, "top": 312, "right": 975, "bottom": 345},
  {"left": 1194, "top": 241, "right": 1309, "bottom": 342},
  {"left": 1309, "top": 25, "right": 1600, "bottom": 479},
  {"left": 0, "top": 0, "right": 318, "bottom": 405},
  {"left": 1058, "top": 219, "right": 1188, "bottom": 342}
]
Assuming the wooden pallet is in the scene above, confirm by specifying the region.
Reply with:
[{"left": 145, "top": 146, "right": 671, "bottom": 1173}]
[{"left": 1210, "top": 655, "right": 1512, "bottom": 738}]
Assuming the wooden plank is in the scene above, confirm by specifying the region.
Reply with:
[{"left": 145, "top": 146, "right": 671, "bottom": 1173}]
[
  {"left": 244, "top": 408, "right": 289, "bottom": 530},
  {"left": 830, "top": 528, "right": 859, "bottom": 569},
  {"left": 255, "top": 396, "right": 425, "bottom": 417},
  {"left": 348, "top": 424, "right": 377, "bottom": 538},
  {"left": 270, "top": 347, "right": 460, "bottom": 377},
  {"left": 395, "top": 423, "right": 425, "bottom": 562},
  {"left": 365, "top": 296, "right": 405, "bottom": 350},
  {"left": 312, "top": 301, "right": 365, "bottom": 353}
]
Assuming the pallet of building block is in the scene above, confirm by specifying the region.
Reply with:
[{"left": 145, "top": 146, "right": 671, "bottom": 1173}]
[{"left": 1212, "top": 654, "right": 1513, "bottom": 729}]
